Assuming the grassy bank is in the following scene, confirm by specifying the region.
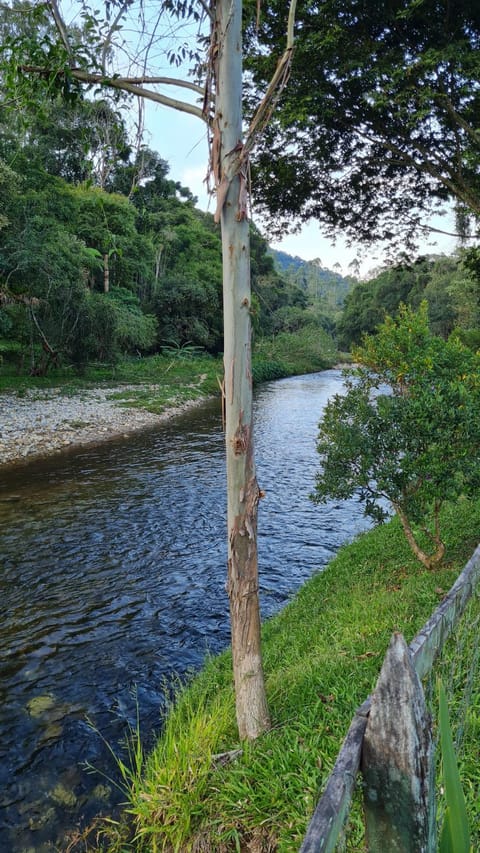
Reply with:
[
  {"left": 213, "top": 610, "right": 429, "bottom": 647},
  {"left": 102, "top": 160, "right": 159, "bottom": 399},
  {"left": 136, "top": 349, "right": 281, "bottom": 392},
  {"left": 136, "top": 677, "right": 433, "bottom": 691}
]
[
  {"left": 81, "top": 498, "right": 480, "bottom": 852},
  {"left": 0, "top": 352, "right": 223, "bottom": 405},
  {"left": 0, "top": 330, "right": 338, "bottom": 410}
]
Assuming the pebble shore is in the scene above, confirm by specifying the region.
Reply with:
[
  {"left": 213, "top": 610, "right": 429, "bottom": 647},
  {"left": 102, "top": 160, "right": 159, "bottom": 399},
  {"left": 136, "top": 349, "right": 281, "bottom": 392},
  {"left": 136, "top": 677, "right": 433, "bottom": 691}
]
[{"left": 0, "top": 386, "right": 199, "bottom": 468}]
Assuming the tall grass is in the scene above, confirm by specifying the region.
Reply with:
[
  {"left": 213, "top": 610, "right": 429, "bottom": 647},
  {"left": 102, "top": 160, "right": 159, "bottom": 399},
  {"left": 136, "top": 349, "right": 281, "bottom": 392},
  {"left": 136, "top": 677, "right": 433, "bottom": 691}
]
[
  {"left": 438, "top": 681, "right": 471, "bottom": 853},
  {"left": 105, "top": 329, "right": 339, "bottom": 411},
  {"left": 1, "top": 330, "right": 338, "bottom": 408},
  {"left": 0, "top": 353, "right": 223, "bottom": 415}
]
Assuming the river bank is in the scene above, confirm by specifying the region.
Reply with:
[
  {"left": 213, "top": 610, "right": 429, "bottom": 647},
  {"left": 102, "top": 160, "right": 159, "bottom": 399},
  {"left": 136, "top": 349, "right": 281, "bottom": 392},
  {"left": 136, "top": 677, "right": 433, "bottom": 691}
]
[
  {"left": 0, "top": 334, "right": 342, "bottom": 468},
  {"left": 94, "top": 499, "right": 480, "bottom": 852},
  {"left": 0, "top": 384, "right": 215, "bottom": 468},
  {"left": 2, "top": 369, "right": 478, "bottom": 851},
  {"left": 1, "top": 370, "right": 358, "bottom": 853}
]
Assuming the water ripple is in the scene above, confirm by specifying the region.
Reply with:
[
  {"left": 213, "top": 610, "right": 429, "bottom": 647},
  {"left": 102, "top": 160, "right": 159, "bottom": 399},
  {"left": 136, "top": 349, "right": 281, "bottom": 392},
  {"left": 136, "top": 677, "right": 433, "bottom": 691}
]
[{"left": 0, "top": 370, "right": 369, "bottom": 850}]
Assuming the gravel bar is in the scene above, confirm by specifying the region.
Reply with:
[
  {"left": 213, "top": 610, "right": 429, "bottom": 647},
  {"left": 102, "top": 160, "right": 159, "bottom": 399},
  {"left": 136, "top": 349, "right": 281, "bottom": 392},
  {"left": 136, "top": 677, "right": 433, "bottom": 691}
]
[{"left": 0, "top": 386, "right": 203, "bottom": 468}]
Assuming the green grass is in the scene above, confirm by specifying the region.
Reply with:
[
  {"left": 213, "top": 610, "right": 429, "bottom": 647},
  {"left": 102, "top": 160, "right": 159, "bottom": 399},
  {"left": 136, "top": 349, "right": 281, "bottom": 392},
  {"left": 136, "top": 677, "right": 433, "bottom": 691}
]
[
  {"left": 0, "top": 328, "right": 339, "bottom": 410},
  {"left": 434, "top": 571, "right": 480, "bottom": 847},
  {"left": 0, "top": 354, "right": 223, "bottom": 411},
  {"left": 81, "top": 498, "right": 480, "bottom": 853}
]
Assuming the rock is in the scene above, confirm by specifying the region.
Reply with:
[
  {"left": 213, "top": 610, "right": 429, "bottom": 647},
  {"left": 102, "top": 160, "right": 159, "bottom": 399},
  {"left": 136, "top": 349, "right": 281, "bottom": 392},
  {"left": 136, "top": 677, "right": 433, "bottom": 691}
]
[
  {"left": 28, "top": 806, "right": 56, "bottom": 831},
  {"left": 0, "top": 385, "right": 206, "bottom": 467},
  {"left": 91, "top": 783, "right": 112, "bottom": 802},
  {"left": 27, "top": 695, "right": 56, "bottom": 717},
  {"left": 49, "top": 782, "right": 77, "bottom": 808}
]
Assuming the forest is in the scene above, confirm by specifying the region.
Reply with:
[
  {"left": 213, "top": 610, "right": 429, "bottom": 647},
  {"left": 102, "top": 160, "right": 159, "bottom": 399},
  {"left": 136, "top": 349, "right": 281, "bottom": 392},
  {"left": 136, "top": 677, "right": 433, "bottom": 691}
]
[
  {"left": 1, "top": 87, "right": 479, "bottom": 379},
  {"left": 1, "top": 0, "right": 479, "bottom": 379},
  {"left": 0, "top": 84, "right": 357, "bottom": 378}
]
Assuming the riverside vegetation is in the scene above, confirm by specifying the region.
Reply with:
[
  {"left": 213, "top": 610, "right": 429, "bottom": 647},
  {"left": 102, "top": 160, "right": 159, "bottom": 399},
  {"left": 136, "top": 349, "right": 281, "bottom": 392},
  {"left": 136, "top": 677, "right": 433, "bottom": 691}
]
[
  {"left": 2, "top": 12, "right": 480, "bottom": 842},
  {"left": 4, "top": 320, "right": 478, "bottom": 848},
  {"left": 2, "top": 245, "right": 479, "bottom": 853},
  {"left": 68, "top": 498, "right": 480, "bottom": 852},
  {"left": 4, "top": 314, "right": 478, "bottom": 850},
  {"left": 0, "top": 325, "right": 338, "bottom": 413}
]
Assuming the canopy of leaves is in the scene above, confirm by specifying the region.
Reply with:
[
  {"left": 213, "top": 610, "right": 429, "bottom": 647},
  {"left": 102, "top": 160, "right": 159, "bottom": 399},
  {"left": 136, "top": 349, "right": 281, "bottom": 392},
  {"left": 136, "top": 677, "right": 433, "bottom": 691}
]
[
  {"left": 246, "top": 0, "right": 480, "bottom": 248},
  {"left": 313, "top": 303, "right": 480, "bottom": 567},
  {"left": 337, "top": 254, "right": 480, "bottom": 348},
  {"left": 0, "top": 92, "right": 313, "bottom": 370}
]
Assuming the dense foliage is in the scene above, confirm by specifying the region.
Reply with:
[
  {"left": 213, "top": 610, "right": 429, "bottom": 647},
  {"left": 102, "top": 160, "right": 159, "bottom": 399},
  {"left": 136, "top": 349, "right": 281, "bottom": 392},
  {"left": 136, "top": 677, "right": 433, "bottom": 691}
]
[
  {"left": 247, "top": 0, "right": 480, "bottom": 249},
  {"left": 0, "top": 85, "right": 332, "bottom": 374},
  {"left": 270, "top": 249, "right": 355, "bottom": 330},
  {"left": 313, "top": 304, "right": 480, "bottom": 568},
  {"left": 337, "top": 254, "right": 480, "bottom": 350},
  {"left": 2, "top": 1, "right": 479, "bottom": 377}
]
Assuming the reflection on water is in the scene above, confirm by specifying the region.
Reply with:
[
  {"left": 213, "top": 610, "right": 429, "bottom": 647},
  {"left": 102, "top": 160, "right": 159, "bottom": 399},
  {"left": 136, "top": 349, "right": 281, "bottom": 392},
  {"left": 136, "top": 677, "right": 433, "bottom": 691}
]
[{"left": 0, "top": 370, "right": 369, "bottom": 850}]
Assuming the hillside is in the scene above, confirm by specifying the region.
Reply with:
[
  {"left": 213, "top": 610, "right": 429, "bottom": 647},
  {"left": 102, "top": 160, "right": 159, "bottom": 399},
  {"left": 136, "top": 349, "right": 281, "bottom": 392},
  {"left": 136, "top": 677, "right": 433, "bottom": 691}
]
[{"left": 269, "top": 248, "right": 356, "bottom": 313}]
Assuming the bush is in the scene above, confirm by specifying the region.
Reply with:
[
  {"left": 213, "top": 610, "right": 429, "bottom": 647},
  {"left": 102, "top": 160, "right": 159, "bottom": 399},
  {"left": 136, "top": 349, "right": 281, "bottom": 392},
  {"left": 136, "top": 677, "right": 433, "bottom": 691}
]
[
  {"left": 106, "top": 288, "right": 158, "bottom": 354},
  {"left": 254, "top": 326, "right": 337, "bottom": 376},
  {"left": 313, "top": 303, "right": 480, "bottom": 569}
]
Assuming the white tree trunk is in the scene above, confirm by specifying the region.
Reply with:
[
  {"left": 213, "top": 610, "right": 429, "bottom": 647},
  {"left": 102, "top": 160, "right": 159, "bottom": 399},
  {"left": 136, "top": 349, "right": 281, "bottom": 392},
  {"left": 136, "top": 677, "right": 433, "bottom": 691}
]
[
  {"left": 103, "top": 252, "right": 110, "bottom": 293},
  {"left": 215, "top": 0, "right": 270, "bottom": 740}
]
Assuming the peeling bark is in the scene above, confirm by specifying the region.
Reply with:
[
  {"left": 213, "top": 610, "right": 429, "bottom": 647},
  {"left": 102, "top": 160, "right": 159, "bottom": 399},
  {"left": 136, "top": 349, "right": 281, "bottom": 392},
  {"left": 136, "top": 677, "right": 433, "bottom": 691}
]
[
  {"left": 225, "top": 407, "right": 270, "bottom": 738},
  {"left": 215, "top": 0, "right": 270, "bottom": 739},
  {"left": 228, "top": 471, "right": 270, "bottom": 738}
]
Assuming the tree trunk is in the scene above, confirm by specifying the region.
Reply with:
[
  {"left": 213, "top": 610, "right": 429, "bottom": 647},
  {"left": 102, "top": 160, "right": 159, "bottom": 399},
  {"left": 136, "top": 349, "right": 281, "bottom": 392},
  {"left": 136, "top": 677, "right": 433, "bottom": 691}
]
[
  {"left": 103, "top": 252, "right": 110, "bottom": 293},
  {"left": 393, "top": 502, "right": 445, "bottom": 570},
  {"left": 215, "top": 0, "right": 270, "bottom": 740}
]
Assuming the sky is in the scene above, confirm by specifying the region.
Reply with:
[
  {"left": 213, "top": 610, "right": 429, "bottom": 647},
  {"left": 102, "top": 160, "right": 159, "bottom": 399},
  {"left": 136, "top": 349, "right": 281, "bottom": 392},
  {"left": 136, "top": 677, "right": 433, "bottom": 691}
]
[
  {"left": 142, "top": 100, "right": 460, "bottom": 280},
  {"left": 62, "top": 0, "right": 461, "bottom": 278}
]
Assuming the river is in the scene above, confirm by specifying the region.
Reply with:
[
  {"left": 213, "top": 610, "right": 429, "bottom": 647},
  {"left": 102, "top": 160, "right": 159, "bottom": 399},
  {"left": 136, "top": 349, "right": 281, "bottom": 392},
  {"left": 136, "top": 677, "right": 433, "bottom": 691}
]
[{"left": 0, "top": 369, "right": 369, "bottom": 851}]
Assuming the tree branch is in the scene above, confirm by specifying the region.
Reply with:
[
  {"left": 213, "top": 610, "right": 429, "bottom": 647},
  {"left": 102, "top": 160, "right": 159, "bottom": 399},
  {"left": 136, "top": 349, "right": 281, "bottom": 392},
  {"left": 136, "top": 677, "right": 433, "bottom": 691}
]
[
  {"left": 19, "top": 66, "right": 206, "bottom": 121},
  {"left": 243, "top": 0, "right": 297, "bottom": 156},
  {"left": 402, "top": 213, "right": 478, "bottom": 240},
  {"left": 106, "top": 75, "right": 204, "bottom": 95},
  {"left": 100, "top": 1, "right": 132, "bottom": 73},
  {"left": 434, "top": 93, "right": 480, "bottom": 148},
  {"left": 48, "top": 0, "right": 73, "bottom": 62},
  {"left": 358, "top": 127, "right": 480, "bottom": 217},
  {"left": 197, "top": 0, "right": 214, "bottom": 21}
]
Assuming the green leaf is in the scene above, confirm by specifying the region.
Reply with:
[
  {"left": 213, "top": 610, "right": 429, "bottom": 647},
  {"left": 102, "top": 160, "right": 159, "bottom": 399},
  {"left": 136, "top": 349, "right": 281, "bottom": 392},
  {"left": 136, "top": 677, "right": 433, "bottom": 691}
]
[{"left": 438, "top": 681, "right": 471, "bottom": 853}]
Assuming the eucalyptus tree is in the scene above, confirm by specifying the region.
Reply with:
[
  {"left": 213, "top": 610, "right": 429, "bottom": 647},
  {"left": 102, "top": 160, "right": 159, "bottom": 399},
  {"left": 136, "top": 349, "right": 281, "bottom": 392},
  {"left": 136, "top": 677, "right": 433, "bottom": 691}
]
[
  {"left": 246, "top": 0, "right": 480, "bottom": 250},
  {"left": 2, "top": 0, "right": 297, "bottom": 739}
]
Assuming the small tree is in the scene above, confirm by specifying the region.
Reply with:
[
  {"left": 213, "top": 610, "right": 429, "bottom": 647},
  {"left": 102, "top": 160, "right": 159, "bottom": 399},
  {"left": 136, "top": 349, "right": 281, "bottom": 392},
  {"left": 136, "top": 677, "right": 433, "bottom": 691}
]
[{"left": 313, "top": 304, "right": 480, "bottom": 569}]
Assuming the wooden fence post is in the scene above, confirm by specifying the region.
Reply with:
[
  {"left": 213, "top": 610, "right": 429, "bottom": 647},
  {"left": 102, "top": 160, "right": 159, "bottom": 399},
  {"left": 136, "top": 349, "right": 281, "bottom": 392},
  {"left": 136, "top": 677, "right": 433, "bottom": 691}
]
[{"left": 361, "top": 633, "right": 436, "bottom": 852}]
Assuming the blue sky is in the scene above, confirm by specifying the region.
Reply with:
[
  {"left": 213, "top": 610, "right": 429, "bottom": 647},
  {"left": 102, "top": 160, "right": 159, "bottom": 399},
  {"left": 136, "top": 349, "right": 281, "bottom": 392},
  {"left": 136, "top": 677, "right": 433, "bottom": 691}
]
[
  {"left": 63, "top": 0, "right": 460, "bottom": 277},
  {"left": 144, "top": 100, "right": 458, "bottom": 278}
]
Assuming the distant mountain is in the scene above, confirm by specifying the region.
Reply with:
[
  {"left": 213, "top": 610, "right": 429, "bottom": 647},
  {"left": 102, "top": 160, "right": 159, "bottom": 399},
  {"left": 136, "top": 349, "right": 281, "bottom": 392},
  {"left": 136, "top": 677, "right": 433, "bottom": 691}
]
[
  {"left": 271, "top": 250, "right": 310, "bottom": 273},
  {"left": 269, "top": 248, "right": 355, "bottom": 312}
]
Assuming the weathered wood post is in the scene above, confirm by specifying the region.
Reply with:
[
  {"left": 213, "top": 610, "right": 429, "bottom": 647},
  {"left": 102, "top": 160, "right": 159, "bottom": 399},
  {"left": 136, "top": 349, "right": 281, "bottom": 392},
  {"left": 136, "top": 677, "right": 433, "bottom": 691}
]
[{"left": 361, "top": 633, "right": 436, "bottom": 852}]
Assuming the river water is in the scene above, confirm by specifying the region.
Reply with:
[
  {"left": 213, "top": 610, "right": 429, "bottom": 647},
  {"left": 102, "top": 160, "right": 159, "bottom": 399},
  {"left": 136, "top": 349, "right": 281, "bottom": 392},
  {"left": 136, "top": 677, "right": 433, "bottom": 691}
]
[{"left": 0, "top": 370, "right": 369, "bottom": 851}]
